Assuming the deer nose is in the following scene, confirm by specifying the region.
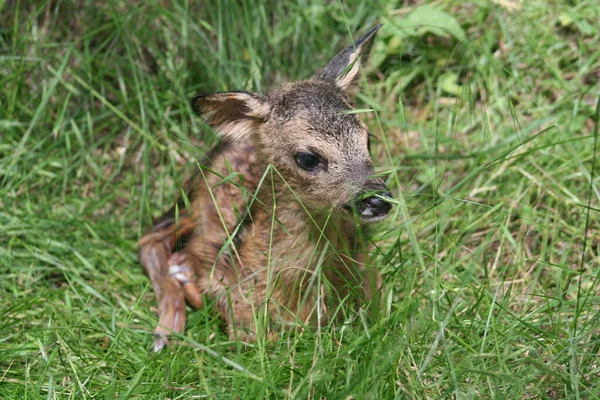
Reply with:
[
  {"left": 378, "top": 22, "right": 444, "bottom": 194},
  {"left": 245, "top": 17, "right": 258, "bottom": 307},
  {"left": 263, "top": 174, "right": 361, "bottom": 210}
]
[
  {"left": 356, "top": 182, "right": 393, "bottom": 220},
  {"left": 359, "top": 191, "right": 392, "bottom": 218}
]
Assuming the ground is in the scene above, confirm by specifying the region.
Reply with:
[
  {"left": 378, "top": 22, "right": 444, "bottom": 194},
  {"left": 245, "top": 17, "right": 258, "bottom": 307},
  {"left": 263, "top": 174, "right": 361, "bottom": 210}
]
[{"left": 1, "top": 0, "right": 599, "bottom": 398}]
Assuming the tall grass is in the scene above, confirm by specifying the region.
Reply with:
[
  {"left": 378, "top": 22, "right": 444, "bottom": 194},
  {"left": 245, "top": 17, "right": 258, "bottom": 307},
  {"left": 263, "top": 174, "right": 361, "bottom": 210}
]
[{"left": 1, "top": 0, "right": 599, "bottom": 398}]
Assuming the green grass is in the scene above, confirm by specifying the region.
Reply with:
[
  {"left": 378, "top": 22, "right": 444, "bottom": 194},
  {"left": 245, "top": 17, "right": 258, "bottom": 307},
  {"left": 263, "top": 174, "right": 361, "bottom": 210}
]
[{"left": 1, "top": 0, "right": 599, "bottom": 398}]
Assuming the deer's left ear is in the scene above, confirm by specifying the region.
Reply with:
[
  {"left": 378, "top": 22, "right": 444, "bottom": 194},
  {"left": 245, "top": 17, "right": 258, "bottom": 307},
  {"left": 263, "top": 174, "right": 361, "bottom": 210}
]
[
  {"left": 313, "top": 24, "right": 381, "bottom": 95},
  {"left": 192, "top": 91, "right": 270, "bottom": 142}
]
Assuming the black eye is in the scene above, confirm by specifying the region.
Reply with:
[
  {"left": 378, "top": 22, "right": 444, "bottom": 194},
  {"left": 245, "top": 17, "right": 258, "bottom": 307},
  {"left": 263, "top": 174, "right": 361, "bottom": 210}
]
[{"left": 295, "top": 152, "right": 320, "bottom": 171}]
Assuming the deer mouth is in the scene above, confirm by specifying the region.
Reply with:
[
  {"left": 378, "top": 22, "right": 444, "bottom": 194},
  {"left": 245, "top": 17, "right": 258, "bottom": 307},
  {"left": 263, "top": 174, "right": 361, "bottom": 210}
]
[{"left": 342, "top": 189, "right": 393, "bottom": 223}]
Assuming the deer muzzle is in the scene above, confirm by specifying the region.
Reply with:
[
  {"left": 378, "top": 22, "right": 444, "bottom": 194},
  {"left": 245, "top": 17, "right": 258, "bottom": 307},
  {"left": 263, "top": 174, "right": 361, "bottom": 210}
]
[{"left": 344, "top": 181, "right": 393, "bottom": 222}]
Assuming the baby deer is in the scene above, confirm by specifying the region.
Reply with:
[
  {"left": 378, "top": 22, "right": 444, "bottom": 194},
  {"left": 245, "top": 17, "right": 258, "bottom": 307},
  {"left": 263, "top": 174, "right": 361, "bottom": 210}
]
[{"left": 138, "top": 25, "right": 393, "bottom": 351}]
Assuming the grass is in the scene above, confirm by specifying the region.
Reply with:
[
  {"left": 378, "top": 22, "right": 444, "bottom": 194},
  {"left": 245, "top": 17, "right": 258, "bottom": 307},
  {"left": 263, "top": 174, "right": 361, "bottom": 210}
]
[{"left": 1, "top": 0, "right": 599, "bottom": 398}]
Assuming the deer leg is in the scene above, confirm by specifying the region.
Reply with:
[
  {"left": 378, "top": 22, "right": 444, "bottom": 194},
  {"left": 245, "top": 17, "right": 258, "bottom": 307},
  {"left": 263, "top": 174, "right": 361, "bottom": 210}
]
[
  {"left": 167, "top": 252, "right": 204, "bottom": 309},
  {"left": 138, "top": 210, "right": 196, "bottom": 351}
]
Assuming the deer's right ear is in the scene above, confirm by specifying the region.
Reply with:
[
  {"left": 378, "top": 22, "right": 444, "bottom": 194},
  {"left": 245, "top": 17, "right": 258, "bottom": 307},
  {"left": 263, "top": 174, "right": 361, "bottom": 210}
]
[{"left": 192, "top": 91, "right": 270, "bottom": 141}]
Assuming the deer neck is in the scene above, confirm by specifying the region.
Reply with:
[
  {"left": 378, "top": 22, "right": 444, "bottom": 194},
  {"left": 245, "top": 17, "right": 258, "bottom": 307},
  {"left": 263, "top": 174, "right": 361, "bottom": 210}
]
[{"left": 253, "top": 177, "right": 350, "bottom": 244}]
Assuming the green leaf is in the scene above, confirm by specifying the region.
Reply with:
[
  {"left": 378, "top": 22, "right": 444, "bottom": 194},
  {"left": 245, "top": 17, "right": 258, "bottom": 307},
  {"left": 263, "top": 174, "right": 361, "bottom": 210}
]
[
  {"left": 439, "top": 71, "right": 462, "bottom": 96},
  {"left": 558, "top": 12, "right": 574, "bottom": 26},
  {"left": 212, "top": 171, "right": 243, "bottom": 188},
  {"left": 385, "top": 5, "right": 466, "bottom": 40}
]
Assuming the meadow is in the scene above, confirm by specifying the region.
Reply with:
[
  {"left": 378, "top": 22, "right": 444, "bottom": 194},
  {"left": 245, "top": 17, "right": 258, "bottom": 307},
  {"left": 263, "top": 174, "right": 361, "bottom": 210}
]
[{"left": 1, "top": 0, "right": 599, "bottom": 398}]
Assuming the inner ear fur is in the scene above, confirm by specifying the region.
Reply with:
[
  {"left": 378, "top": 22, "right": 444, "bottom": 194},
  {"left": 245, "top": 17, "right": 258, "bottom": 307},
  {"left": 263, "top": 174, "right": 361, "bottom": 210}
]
[{"left": 192, "top": 91, "right": 270, "bottom": 141}]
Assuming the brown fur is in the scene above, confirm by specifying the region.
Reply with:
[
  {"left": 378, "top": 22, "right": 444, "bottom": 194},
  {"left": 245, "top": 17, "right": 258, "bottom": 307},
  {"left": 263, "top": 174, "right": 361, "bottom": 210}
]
[{"left": 138, "top": 26, "right": 392, "bottom": 350}]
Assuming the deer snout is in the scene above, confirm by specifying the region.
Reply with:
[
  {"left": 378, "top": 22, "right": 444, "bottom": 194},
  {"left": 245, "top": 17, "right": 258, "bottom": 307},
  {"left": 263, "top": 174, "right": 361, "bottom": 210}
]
[
  {"left": 360, "top": 191, "right": 392, "bottom": 217},
  {"left": 359, "top": 183, "right": 392, "bottom": 220},
  {"left": 344, "top": 181, "right": 393, "bottom": 222}
]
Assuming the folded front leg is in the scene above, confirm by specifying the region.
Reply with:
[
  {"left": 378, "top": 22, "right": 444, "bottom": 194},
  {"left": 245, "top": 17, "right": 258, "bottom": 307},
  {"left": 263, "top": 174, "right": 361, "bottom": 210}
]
[
  {"left": 138, "top": 210, "right": 196, "bottom": 351},
  {"left": 168, "top": 251, "right": 204, "bottom": 309}
]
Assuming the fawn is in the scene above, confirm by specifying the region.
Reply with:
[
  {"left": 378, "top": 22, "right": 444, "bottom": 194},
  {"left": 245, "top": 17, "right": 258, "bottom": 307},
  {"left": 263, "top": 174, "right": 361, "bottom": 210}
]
[{"left": 138, "top": 25, "right": 393, "bottom": 351}]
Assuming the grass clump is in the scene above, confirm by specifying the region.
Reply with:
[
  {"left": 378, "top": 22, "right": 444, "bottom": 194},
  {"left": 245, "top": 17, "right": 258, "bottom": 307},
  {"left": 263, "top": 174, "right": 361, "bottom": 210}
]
[{"left": 1, "top": 0, "right": 599, "bottom": 398}]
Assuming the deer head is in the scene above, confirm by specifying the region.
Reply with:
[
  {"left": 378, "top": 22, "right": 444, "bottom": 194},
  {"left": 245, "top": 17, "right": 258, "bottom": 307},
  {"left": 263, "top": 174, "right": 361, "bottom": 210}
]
[{"left": 193, "top": 25, "right": 392, "bottom": 222}]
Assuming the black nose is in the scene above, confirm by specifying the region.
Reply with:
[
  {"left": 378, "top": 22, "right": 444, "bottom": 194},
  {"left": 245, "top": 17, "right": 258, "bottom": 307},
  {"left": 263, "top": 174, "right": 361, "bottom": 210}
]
[{"left": 359, "top": 190, "right": 392, "bottom": 217}]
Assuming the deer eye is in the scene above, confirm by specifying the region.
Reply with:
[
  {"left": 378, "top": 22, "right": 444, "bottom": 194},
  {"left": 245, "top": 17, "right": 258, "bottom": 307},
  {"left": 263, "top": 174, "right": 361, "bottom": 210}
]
[{"left": 295, "top": 152, "right": 320, "bottom": 171}]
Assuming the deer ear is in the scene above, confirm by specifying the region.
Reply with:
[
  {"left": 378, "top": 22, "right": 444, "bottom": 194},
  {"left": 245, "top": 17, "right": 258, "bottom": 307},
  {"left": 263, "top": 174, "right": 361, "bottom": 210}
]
[
  {"left": 314, "top": 25, "right": 381, "bottom": 95},
  {"left": 192, "top": 91, "right": 270, "bottom": 141}
]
